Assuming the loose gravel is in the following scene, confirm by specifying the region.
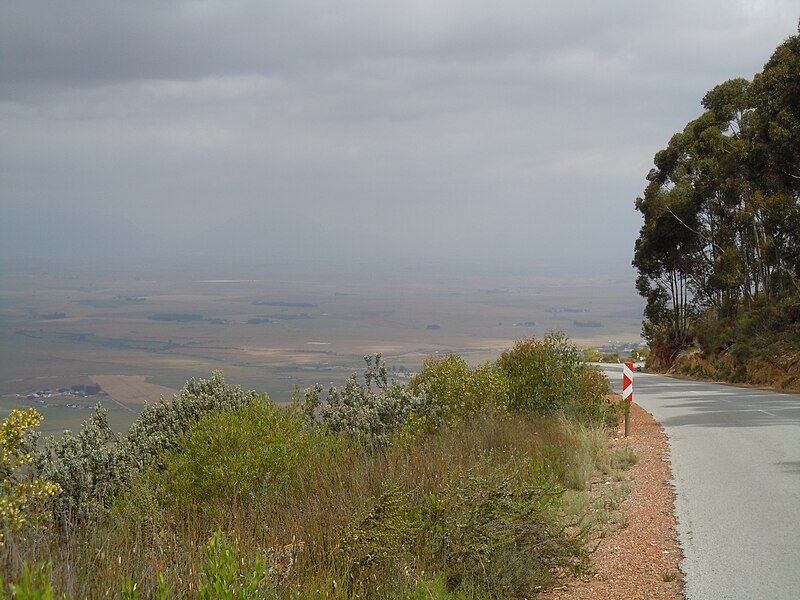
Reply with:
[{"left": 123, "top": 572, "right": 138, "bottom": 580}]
[{"left": 546, "top": 402, "right": 684, "bottom": 599}]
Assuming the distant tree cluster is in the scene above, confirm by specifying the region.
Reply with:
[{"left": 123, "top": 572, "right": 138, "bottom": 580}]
[
  {"left": 573, "top": 320, "right": 602, "bottom": 328},
  {"left": 39, "top": 312, "right": 66, "bottom": 320},
  {"left": 147, "top": 313, "right": 203, "bottom": 322},
  {"left": 634, "top": 29, "right": 800, "bottom": 364}
]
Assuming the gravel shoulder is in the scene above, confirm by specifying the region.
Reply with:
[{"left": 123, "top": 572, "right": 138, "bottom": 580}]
[{"left": 546, "top": 402, "right": 684, "bottom": 599}]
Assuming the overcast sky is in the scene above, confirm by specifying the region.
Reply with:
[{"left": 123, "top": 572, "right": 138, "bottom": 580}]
[{"left": 1, "top": 1, "right": 797, "bottom": 262}]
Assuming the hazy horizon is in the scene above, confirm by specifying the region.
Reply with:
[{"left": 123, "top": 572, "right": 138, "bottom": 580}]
[{"left": 2, "top": 2, "right": 798, "bottom": 264}]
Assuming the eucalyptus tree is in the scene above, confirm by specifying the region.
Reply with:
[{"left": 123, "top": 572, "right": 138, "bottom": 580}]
[
  {"left": 749, "top": 31, "right": 800, "bottom": 294},
  {"left": 634, "top": 30, "right": 800, "bottom": 363}
]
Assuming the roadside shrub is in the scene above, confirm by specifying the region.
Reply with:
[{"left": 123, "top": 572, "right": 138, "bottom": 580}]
[
  {"left": 498, "top": 332, "right": 582, "bottom": 415},
  {"left": 408, "top": 355, "right": 508, "bottom": 433},
  {"left": 498, "top": 333, "right": 617, "bottom": 427},
  {"left": 431, "top": 462, "right": 587, "bottom": 596},
  {"left": 303, "top": 354, "right": 427, "bottom": 446},
  {"left": 315, "top": 420, "right": 593, "bottom": 598},
  {"left": 406, "top": 576, "right": 474, "bottom": 600},
  {"left": 581, "top": 347, "right": 603, "bottom": 362},
  {"left": 34, "top": 372, "right": 258, "bottom": 524},
  {"left": 161, "top": 397, "right": 342, "bottom": 514},
  {"left": 33, "top": 406, "right": 115, "bottom": 525},
  {"left": 574, "top": 367, "right": 619, "bottom": 428},
  {"left": 1, "top": 562, "right": 60, "bottom": 599},
  {"left": 6, "top": 342, "right": 631, "bottom": 597},
  {"left": 7, "top": 398, "right": 623, "bottom": 598},
  {"left": 536, "top": 418, "right": 609, "bottom": 490},
  {"left": 338, "top": 481, "right": 419, "bottom": 592},
  {"left": 600, "top": 352, "right": 621, "bottom": 363},
  {"left": 197, "top": 532, "right": 271, "bottom": 600},
  {"left": 0, "top": 409, "right": 61, "bottom": 546}
]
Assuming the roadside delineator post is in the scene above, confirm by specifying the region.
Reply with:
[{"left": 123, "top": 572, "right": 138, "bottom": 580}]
[{"left": 622, "top": 361, "right": 634, "bottom": 436}]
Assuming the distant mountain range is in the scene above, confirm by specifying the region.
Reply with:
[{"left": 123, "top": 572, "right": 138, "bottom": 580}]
[
  {"left": 0, "top": 208, "right": 169, "bottom": 259},
  {"left": 180, "top": 211, "right": 400, "bottom": 260}
]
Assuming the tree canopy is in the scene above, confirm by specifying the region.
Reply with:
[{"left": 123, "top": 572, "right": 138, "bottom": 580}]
[{"left": 634, "top": 29, "right": 800, "bottom": 365}]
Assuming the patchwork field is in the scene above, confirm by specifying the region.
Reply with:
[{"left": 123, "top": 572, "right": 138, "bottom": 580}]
[
  {"left": 0, "top": 257, "right": 644, "bottom": 432},
  {"left": 89, "top": 375, "right": 176, "bottom": 410}
]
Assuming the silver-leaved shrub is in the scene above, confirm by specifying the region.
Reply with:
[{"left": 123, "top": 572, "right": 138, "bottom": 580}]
[
  {"left": 302, "top": 354, "right": 428, "bottom": 445},
  {"left": 34, "top": 372, "right": 257, "bottom": 524},
  {"left": 34, "top": 405, "right": 117, "bottom": 524},
  {"left": 116, "top": 372, "right": 258, "bottom": 474}
]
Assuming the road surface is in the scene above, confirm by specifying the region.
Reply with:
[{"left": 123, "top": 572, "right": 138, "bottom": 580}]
[{"left": 598, "top": 364, "right": 800, "bottom": 600}]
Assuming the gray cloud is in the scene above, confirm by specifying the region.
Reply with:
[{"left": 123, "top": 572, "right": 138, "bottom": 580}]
[{"left": 1, "top": 1, "right": 797, "bottom": 262}]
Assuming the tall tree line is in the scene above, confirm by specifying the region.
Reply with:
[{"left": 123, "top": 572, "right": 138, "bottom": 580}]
[{"left": 634, "top": 26, "right": 800, "bottom": 362}]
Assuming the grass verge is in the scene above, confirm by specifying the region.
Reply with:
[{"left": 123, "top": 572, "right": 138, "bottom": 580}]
[{"left": 4, "top": 411, "right": 634, "bottom": 598}]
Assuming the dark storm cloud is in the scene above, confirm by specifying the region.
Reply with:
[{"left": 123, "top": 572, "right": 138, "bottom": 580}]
[
  {"left": 0, "top": 2, "right": 645, "bottom": 84},
  {"left": 2, "top": 2, "right": 787, "bottom": 88},
  {"left": 1, "top": 1, "right": 797, "bottom": 261}
]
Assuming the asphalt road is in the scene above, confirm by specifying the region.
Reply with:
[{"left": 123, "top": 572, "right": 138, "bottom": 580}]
[{"left": 598, "top": 364, "right": 800, "bottom": 600}]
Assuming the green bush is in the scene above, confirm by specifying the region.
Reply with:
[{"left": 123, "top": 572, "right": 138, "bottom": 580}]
[
  {"left": 1, "top": 562, "right": 61, "bottom": 600},
  {"left": 535, "top": 418, "right": 609, "bottom": 490},
  {"left": 0, "top": 409, "right": 62, "bottom": 546},
  {"left": 338, "top": 481, "right": 419, "bottom": 592},
  {"left": 118, "top": 572, "right": 170, "bottom": 600},
  {"left": 197, "top": 532, "right": 270, "bottom": 600},
  {"left": 581, "top": 347, "right": 603, "bottom": 362},
  {"left": 33, "top": 405, "right": 117, "bottom": 524},
  {"left": 430, "top": 462, "right": 587, "bottom": 596},
  {"left": 498, "top": 333, "right": 617, "bottom": 427},
  {"left": 407, "top": 355, "right": 508, "bottom": 433},
  {"left": 406, "top": 576, "right": 477, "bottom": 600},
  {"left": 575, "top": 367, "right": 619, "bottom": 428},
  {"left": 498, "top": 333, "right": 581, "bottom": 414},
  {"left": 118, "top": 371, "right": 259, "bottom": 472},
  {"left": 162, "top": 397, "right": 343, "bottom": 514},
  {"left": 34, "top": 372, "right": 258, "bottom": 524},
  {"left": 327, "top": 429, "right": 590, "bottom": 598},
  {"left": 600, "top": 352, "right": 621, "bottom": 363}
]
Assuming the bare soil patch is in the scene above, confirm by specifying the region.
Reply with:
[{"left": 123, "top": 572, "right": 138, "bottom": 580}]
[
  {"left": 90, "top": 374, "right": 176, "bottom": 409},
  {"left": 546, "top": 402, "right": 684, "bottom": 599}
]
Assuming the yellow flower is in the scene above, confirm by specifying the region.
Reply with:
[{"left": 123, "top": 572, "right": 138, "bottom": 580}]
[{"left": 1, "top": 408, "right": 61, "bottom": 546}]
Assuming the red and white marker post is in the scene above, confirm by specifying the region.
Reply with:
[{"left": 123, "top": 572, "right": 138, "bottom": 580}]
[{"left": 622, "top": 361, "right": 634, "bottom": 436}]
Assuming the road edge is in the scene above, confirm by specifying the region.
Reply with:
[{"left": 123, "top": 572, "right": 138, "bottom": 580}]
[{"left": 546, "top": 402, "right": 685, "bottom": 599}]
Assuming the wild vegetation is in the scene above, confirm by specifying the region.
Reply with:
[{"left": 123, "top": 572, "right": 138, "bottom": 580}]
[
  {"left": 0, "top": 333, "right": 629, "bottom": 598},
  {"left": 633, "top": 28, "right": 800, "bottom": 390}
]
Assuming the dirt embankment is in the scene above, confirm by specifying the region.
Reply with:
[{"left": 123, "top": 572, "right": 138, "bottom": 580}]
[
  {"left": 664, "top": 346, "right": 800, "bottom": 394},
  {"left": 545, "top": 402, "right": 684, "bottom": 599}
]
